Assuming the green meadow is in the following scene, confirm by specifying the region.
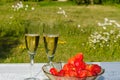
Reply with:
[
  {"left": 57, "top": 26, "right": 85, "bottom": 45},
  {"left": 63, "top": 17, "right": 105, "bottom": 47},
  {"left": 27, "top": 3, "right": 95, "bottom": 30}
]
[{"left": 0, "top": 1, "right": 120, "bottom": 63}]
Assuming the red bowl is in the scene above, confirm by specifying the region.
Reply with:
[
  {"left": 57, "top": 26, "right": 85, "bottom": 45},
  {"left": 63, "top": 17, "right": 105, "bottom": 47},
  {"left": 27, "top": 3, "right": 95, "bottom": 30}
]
[{"left": 42, "top": 62, "right": 104, "bottom": 80}]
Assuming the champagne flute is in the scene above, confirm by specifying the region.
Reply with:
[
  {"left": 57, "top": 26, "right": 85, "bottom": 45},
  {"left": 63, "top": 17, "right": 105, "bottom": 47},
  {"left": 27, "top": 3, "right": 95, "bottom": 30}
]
[
  {"left": 43, "top": 23, "right": 59, "bottom": 63},
  {"left": 24, "top": 20, "right": 40, "bottom": 80}
]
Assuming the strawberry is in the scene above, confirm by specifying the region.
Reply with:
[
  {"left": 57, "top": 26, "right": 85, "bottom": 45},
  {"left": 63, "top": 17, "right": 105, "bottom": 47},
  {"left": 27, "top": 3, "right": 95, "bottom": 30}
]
[
  {"left": 87, "top": 70, "right": 97, "bottom": 76},
  {"left": 74, "top": 60, "right": 86, "bottom": 70},
  {"left": 63, "top": 63, "right": 75, "bottom": 71},
  {"left": 58, "top": 69, "right": 65, "bottom": 76},
  {"left": 77, "top": 70, "right": 87, "bottom": 78},
  {"left": 50, "top": 68, "right": 58, "bottom": 76},
  {"left": 92, "top": 64, "right": 101, "bottom": 74},
  {"left": 74, "top": 53, "right": 84, "bottom": 61},
  {"left": 85, "top": 64, "right": 101, "bottom": 74},
  {"left": 85, "top": 64, "right": 93, "bottom": 71},
  {"left": 49, "top": 52, "right": 103, "bottom": 78},
  {"left": 68, "top": 70, "right": 77, "bottom": 77},
  {"left": 68, "top": 57, "right": 75, "bottom": 65}
]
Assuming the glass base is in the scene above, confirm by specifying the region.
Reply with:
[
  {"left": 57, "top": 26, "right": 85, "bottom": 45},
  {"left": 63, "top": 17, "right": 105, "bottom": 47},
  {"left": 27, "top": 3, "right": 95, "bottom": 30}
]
[{"left": 24, "top": 77, "right": 39, "bottom": 80}]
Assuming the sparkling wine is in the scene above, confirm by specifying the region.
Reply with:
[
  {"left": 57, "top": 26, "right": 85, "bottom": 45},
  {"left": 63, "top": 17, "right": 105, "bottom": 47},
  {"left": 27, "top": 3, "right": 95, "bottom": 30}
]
[
  {"left": 43, "top": 34, "right": 59, "bottom": 58},
  {"left": 25, "top": 34, "right": 40, "bottom": 54}
]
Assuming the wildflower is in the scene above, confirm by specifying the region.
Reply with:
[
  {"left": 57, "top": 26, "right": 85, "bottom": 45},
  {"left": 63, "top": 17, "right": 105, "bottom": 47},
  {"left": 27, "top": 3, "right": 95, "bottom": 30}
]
[
  {"left": 18, "top": 44, "right": 26, "bottom": 49},
  {"left": 109, "top": 20, "right": 116, "bottom": 23},
  {"left": 98, "top": 22, "right": 103, "bottom": 26},
  {"left": 104, "top": 22, "right": 112, "bottom": 26},
  {"left": 103, "top": 32, "right": 109, "bottom": 36},
  {"left": 77, "top": 24, "right": 81, "bottom": 28},
  {"left": 12, "top": 1, "right": 24, "bottom": 11},
  {"left": 89, "top": 18, "right": 120, "bottom": 49},
  {"left": 57, "top": 7, "right": 67, "bottom": 17},
  {"left": 17, "top": 1, "right": 23, "bottom": 8},
  {"left": 9, "top": 16, "right": 13, "bottom": 19},
  {"left": 80, "top": 29, "right": 85, "bottom": 32},
  {"left": 103, "top": 26, "right": 106, "bottom": 30},
  {"left": 110, "top": 30, "right": 114, "bottom": 34},
  {"left": 116, "top": 34, "right": 120, "bottom": 39},
  {"left": 104, "top": 18, "right": 109, "bottom": 23},
  {"left": 58, "top": 40, "right": 66, "bottom": 44},
  {"left": 114, "top": 40, "right": 117, "bottom": 43},
  {"left": 114, "top": 22, "right": 120, "bottom": 27},
  {"left": 12, "top": 5, "right": 14, "bottom": 8},
  {"left": 31, "top": 7, "right": 35, "bottom": 10},
  {"left": 25, "top": 5, "right": 29, "bottom": 8},
  {"left": 59, "top": 7, "right": 62, "bottom": 10}
]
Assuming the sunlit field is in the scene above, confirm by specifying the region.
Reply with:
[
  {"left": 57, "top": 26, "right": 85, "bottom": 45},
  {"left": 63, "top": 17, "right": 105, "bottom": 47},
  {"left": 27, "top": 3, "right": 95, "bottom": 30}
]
[{"left": 0, "top": 1, "right": 120, "bottom": 63}]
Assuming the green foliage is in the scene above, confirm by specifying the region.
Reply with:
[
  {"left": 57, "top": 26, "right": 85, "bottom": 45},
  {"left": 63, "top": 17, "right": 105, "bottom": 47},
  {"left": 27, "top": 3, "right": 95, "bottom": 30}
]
[{"left": 1, "top": 1, "right": 120, "bottom": 63}]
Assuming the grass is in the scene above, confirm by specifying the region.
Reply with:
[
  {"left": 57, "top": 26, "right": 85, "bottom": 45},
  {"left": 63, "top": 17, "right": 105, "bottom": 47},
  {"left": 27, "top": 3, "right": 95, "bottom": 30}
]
[{"left": 0, "top": 1, "right": 120, "bottom": 63}]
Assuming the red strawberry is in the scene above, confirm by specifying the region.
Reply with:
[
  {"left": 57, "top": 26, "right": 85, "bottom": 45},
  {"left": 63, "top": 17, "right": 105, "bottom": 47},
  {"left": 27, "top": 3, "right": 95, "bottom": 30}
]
[
  {"left": 74, "top": 53, "right": 84, "bottom": 61},
  {"left": 85, "top": 64, "right": 93, "bottom": 71},
  {"left": 49, "top": 52, "right": 103, "bottom": 78},
  {"left": 58, "top": 69, "right": 65, "bottom": 76},
  {"left": 87, "top": 70, "right": 97, "bottom": 76},
  {"left": 63, "top": 63, "right": 75, "bottom": 71},
  {"left": 92, "top": 64, "right": 101, "bottom": 74},
  {"left": 74, "top": 60, "right": 86, "bottom": 70},
  {"left": 85, "top": 64, "right": 101, "bottom": 74},
  {"left": 77, "top": 70, "right": 87, "bottom": 78},
  {"left": 68, "top": 57, "right": 75, "bottom": 65},
  {"left": 50, "top": 68, "right": 58, "bottom": 76},
  {"left": 68, "top": 70, "right": 77, "bottom": 77}
]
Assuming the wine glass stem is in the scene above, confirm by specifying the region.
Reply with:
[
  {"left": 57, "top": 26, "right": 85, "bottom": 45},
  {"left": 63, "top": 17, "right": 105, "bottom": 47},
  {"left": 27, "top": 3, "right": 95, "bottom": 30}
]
[
  {"left": 48, "top": 56, "right": 53, "bottom": 63},
  {"left": 30, "top": 54, "right": 34, "bottom": 78}
]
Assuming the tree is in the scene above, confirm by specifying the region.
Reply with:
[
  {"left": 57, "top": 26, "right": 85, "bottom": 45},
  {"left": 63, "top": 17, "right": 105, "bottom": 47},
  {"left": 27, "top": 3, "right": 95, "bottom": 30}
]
[
  {"left": 84, "top": 0, "right": 90, "bottom": 4},
  {"left": 99, "top": 0, "right": 102, "bottom": 4}
]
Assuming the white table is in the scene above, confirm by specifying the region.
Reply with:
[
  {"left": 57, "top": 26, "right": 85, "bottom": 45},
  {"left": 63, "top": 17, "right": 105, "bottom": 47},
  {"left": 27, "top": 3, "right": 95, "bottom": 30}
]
[{"left": 0, "top": 62, "right": 120, "bottom": 80}]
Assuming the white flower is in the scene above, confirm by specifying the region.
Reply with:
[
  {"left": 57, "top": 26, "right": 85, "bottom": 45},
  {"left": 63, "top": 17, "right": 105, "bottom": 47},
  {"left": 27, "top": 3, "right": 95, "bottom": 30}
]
[
  {"left": 57, "top": 11, "right": 62, "bottom": 14},
  {"left": 103, "top": 26, "right": 106, "bottom": 30},
  {"left": 96, "top": 34, "right": 101, "bottom": 39},
  {"left": 92, "top": 39, "right": 97, "bottom": 44},
  {"left": 103, "top": 32, "right": 109, "bottom": 36},
  {"left": 19, "top": 3, "right": 23, "bottom": 8},
  {"left": 10, "top": 16, "right": 13, "bottom": 19},
  {"left": 104, "top": 18, "right": 109, "bottom": 23},
  {"left": 62, "top": 10, "right": 65, "bottom": 14},
  {"left": 31, "top": 7, "right": 35, "bottom": 10},
  {"left": 110, "top": 30, "right": 114, "bottom": 34},
  {"left": 77, "top": 24, "right": 81, "bottom": 28},
  {"left": 114, "top": 40, "right": 117, "bottom": 43},
  {"left": 17, "top": 3, "right": 20, "bottom": 6},
  {"left": 57, "top": 7, "right": 67, "bottom": 17},
  {"left": 12, "top": 5, "right": 14, "bottom": 8},
  {"left": 25, "top": 5, "right": 29, "bottom": 8},
  {"left": 114, "top": 22, "right": 120, "bottom": 27},
  {"left": 109, "top": 20, "right": 116, "bottom": 23},
  {"left": 98, "top": 22, "right": 103, "bottom": 26},
  {"left": 104, "top": 22, "right": 112, "bottom": 26},
  {"left": 116, "top": 34, "right": 120, "bottom": 38},
  {"left": 59, "top": 7, "right": 62, "bottom": 10}
]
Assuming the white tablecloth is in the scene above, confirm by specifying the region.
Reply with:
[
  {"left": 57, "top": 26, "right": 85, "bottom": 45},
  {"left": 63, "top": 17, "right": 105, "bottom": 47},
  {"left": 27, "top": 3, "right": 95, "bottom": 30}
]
[
  {"left": 0, "top": 63, "right": 47, "bottom": 80},
  {"left": 0, "top": 62, "right": 120, "bottom": 80}
]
